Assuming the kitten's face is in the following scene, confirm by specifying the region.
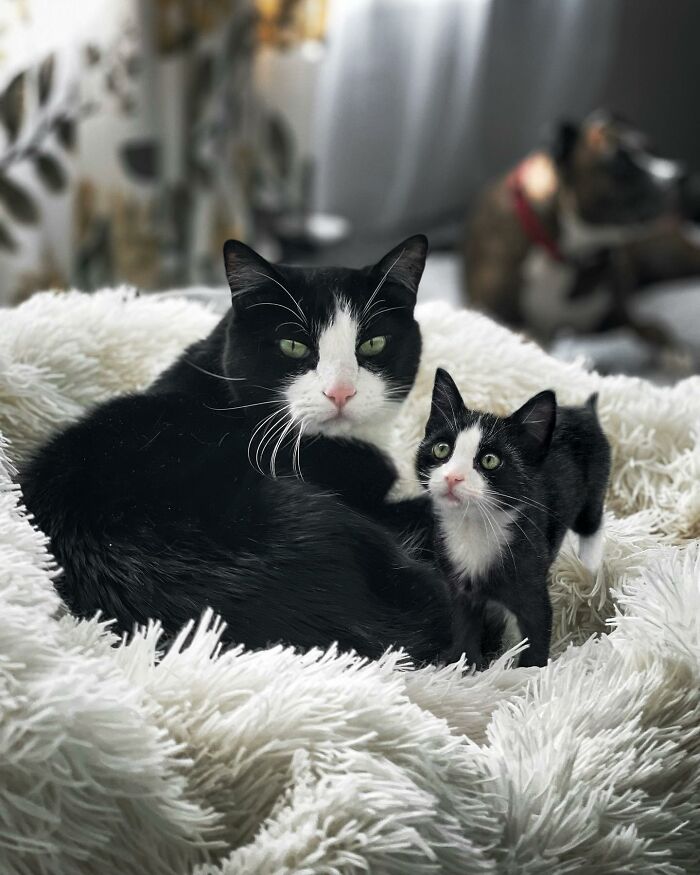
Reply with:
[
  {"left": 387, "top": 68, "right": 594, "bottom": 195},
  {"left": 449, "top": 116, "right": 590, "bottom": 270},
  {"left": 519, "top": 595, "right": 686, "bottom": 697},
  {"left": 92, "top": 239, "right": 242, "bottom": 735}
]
[
  {"left": 417, "top": 369, "right": 556, "bottom": 521},
  {"left": 222, "top": 237, "right": 426, "bottom": 441}
]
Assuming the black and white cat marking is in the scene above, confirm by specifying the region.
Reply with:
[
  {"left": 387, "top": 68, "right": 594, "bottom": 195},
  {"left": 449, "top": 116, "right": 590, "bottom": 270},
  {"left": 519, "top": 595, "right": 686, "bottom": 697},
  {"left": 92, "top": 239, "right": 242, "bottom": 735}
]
[
  {"left": 20, "top": 237, "right": 455, "bottom": 664},
  {"left": 417, "top": 368, "right": 611, "bottom": 667},
  {"left": 153, "top": 235, "right": 427, "bottom": 513}
]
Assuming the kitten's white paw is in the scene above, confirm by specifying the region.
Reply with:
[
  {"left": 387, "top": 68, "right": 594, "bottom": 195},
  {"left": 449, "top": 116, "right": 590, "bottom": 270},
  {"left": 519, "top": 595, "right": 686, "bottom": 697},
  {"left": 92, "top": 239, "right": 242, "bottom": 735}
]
[
  {"left": 579, "top": 527, "right": 604, "bottom": 573},
  {"left": 500, "top": 606, "right": 523, "bottom": 652}
]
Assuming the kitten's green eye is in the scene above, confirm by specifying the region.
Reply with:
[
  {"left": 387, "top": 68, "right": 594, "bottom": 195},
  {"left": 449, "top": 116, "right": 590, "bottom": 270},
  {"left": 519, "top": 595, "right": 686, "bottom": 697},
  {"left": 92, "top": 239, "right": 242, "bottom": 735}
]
[
  {"left": 358, "top": 335, "right": 387, "bottom": 356},
  {"left": 279, "top": 338, "right": 309, "bottom": 359},
  {"left": 431, "top": 442, "right": 452, "bottom": 460},
  {"left": 480, "top": 453, "right": 501, "bottom": 470}
]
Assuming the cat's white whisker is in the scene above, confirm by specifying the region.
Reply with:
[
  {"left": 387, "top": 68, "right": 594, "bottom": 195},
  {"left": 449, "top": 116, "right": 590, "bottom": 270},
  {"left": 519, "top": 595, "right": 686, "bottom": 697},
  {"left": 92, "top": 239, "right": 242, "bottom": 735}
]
[
  {"left": 360, "top": 248, "right": 405, "bottom": 321},
  {"left": 292, "top": 419, "right": 306, "bottom": 482},
  {"left": 249, "top": 408, "right": 287, "bottom": 475},
  {"left": 270, "top": 414, "right": 299, "bottom": 478},
  {"left": 246, "top": 300, "right": 308, "bottom": 332},
  {"left": 258, "top": 411, "right": 293, "bottom": 476},
  {"left": 184, "top": 360, "right": 246, "bottom": 381},
  {"left": 363, "top": 305, "right": 403, "bottom": 329},
  {"left": 205, "top": 400, "right": 281, "bottom": 413},
  {"left": 488, "top": 489, "right": 564, "bottom": 524},
  {"left": 359, "top": 296, "right": 386, "bottom": 325},
  {"left": 486, "top": 495, "right": 539, "bottom": 551},
  {"left": 249, "top": 270, "right": 309, "bottom": 327},
  {"left": 482, "top": 500, "right": 516, "bottom": 574}
]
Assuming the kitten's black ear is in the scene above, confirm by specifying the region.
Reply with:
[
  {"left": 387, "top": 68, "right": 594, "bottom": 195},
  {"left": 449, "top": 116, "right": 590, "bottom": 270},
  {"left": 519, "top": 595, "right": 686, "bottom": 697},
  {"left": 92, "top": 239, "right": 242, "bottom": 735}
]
[
  {"left": 428, "top": 367, "right": 464, "bottom": 427},
  {"left": 223, "top": 239, "right": 283, "bottom": 300},
  {"left": 550, "top": 121, "right": 579, "bottom": 169},
  {"left": 369, "top": 235, "right": 429, "bottom": 297},
  {"left": 509, "top": 390, "right": 557, "bottom": 458}
]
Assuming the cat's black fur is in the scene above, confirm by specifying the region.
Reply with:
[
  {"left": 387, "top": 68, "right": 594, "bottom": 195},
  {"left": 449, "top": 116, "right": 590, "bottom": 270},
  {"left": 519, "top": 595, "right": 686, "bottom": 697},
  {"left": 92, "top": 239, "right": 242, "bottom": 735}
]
[
  {"left": 20, "top": 238, "right": 454, "bottom": 663},
  {"left": 151, "top": 238, "right": 426, "bottom": 513},
  {"left": 417, "top": 369, "right": 611, "bottom": 667}
]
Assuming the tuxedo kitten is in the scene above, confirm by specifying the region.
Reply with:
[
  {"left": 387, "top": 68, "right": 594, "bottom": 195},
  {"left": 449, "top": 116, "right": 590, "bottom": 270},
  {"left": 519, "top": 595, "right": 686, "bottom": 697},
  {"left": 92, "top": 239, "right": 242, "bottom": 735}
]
[
  {"left": 416, "top": 369, "right": 611, "bottom": 667},
  {"left": 21, "top": 238, "right": 455, "bottom": 664}
]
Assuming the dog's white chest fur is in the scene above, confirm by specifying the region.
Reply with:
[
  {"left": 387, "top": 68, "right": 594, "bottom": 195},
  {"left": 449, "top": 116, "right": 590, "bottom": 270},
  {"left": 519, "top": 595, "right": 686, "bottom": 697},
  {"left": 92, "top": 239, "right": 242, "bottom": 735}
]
[
  {"left": 520, "top": 208, "right": 652, "bottom": 338},
  {"left": 520, "top": 251, "right": 609, "bottom": 338}
]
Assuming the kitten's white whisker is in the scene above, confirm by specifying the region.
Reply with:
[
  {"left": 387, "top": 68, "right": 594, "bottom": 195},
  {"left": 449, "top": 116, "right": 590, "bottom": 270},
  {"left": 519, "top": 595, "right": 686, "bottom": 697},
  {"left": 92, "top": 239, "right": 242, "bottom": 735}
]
[
  {"left": 481, "top": 501, "right": 515, "bottom": 574},
  {"left": 486, "top": 495, "right": 547, "bottom": 545},
  {"left": 488, "top": 489, "right": 562, "bottom": 524}
]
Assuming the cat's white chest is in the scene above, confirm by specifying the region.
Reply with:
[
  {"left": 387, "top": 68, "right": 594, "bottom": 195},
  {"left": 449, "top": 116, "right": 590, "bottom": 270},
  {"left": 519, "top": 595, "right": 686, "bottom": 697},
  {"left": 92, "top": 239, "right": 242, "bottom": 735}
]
[{"left": 439, "top": 506, "right": 514, "bottom": 583}]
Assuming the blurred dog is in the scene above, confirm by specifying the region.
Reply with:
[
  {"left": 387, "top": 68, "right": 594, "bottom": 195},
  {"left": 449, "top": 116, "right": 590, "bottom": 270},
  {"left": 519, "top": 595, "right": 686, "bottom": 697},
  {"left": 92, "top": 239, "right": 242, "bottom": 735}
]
[
  {"left": 616, "top": 173, "right": 700, "bottom": 290},
  {"left": 463, "top": 110, "right": 687, "bottom": 352}
]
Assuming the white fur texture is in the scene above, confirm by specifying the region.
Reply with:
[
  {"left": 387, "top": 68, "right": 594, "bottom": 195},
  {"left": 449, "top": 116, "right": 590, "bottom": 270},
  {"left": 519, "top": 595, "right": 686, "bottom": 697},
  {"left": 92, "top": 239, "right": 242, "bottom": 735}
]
[
  {"left": 579, "top": 526, "right": 605, "bottom": 573},
  {"left": 285, "top": 303, "right": 397, "bottom": 441},
  {"left": 428, "top": 426, "right": 515, "bottom": 580},
  {"left": 0, "top": 289, "right": 699, "bottom": 873}
]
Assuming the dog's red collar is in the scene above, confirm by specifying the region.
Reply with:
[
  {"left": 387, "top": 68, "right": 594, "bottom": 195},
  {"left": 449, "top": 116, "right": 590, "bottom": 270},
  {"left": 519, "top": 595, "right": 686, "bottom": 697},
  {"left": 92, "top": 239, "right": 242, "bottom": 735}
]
[{"left": 508, "top": 164, "right": 565, "bottom": 263}]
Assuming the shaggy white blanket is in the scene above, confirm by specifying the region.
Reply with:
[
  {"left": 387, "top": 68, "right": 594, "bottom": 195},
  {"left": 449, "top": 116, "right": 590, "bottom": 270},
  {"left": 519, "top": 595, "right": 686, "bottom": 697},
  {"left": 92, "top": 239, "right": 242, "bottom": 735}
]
[{"left": 1, "top": 289, "right": 699, "bottom": 874}]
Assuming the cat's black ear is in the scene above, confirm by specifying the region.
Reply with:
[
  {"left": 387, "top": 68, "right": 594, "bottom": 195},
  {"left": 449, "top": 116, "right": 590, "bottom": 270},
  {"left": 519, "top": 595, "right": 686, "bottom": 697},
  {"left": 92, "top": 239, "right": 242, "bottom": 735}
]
[
  {"left": 509, "top": 390, "right": 556, "bottom": 458},
  {"left": 428, "top": 367, "right": 464, "bottom": 428},
  {"left": 369, "top": 235, "right": 429, "bottom": 297},
  {"left": 223, "top": 239, "right": 283, "bottom": 299},
  {"left": 550, "top": 120, "right": 579, "bottom": 169}
]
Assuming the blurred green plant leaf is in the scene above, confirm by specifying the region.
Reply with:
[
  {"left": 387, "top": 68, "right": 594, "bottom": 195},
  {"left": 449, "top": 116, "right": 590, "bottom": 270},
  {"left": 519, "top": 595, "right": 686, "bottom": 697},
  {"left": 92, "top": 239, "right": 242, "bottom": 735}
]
[
  {"left": 0, "top": 219, "right": 17, "bottom": 251},
  {"left": 195, "top": 54, "right": 214, "bottom": 98},
  {"left": 85, "top": 45, "right": 101, "bottom": 66},
  {"left": 0, "top": 173, "right": 38, "bottom": 223},
  {"left": 54, "top": 116, "right": 76, "bottom": 151},
  {"left": 267, "top": 112, "right": 293, "bottom": 178},
  {"left": 120, "top": 139, "right": 159, "bottom": 181},
  {"left": 126, "top": 55, "right": 142, "bottom": 77},
  {"left": 34, "top": 153, "right": 67, "bottom": 192},
  {"left": 0, "top": 72, "right": 25, "bottom": 143},
  {"left": 38, "top": 55, "right": 55, "bottom": 105}
]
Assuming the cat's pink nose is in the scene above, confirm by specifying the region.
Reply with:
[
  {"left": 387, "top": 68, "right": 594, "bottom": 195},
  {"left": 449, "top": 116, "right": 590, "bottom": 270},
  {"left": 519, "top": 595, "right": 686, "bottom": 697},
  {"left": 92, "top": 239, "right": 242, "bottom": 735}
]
[
  {"left": 445, "top": 472, "right": 465, "bottom": 493},
  {"left": 324, "top": 383, "right": 356, "bottom": 410}
]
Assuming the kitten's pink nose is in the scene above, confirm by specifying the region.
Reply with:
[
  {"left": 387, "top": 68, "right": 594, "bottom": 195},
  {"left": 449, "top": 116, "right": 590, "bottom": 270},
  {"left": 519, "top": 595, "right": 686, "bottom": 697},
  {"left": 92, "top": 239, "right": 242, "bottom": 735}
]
[
  {"left": 445, "top": 472, "right": 465, "bottom": 494},
  {"left": 324, "top": 383, "right": 356, "bottom": 410}
]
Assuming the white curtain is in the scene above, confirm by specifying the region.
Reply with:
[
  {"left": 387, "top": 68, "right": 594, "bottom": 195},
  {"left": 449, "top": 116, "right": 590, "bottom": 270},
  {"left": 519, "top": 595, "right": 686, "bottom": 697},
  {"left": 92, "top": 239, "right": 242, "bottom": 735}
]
[{"left": 312, "top": 0, "right": 622, "bottom": 239}]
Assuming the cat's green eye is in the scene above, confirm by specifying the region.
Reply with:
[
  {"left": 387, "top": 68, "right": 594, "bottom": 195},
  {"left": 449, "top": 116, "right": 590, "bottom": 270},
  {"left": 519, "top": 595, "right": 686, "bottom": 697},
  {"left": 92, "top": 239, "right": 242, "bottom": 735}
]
[
  {"left": 480, "top": 452, "right": 501, "bottom": 470},
  {"left": 432, "top": 442, "right": 452, "bottom": 460},
  {"left": 358, "top": 335, "right": 387, "bottom": 356},
  {"left": 279, "top": 338, "right": 309, "bottom": 359}
]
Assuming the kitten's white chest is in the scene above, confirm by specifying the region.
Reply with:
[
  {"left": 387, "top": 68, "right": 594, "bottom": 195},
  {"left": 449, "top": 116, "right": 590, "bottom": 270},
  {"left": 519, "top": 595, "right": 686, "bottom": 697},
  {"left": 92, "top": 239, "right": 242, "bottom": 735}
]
[{"left": 439, "top": 506, "right": 514, "bottom": 583}]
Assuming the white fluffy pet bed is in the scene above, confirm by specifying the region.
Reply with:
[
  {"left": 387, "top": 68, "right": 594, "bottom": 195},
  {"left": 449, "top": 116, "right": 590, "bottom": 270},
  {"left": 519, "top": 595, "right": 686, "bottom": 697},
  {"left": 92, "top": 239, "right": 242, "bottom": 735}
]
[{"left": 1, "top": 289, "right": 699, "bottom": 874}]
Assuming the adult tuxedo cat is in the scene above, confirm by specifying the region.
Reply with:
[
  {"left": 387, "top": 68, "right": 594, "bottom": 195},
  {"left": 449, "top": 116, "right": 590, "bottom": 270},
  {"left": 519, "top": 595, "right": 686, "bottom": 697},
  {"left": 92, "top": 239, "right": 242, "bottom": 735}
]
[{"left": 21, "top": 237, "right": 453, "bottom": 663}]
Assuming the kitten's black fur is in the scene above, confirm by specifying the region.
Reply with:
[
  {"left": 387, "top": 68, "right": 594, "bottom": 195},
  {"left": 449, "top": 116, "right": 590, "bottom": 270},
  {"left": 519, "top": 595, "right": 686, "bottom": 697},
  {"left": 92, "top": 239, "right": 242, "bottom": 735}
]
[
  {"left": 20, "top": 238, "right": 454, "bottom": 663},
  {"left": 417, "top": 369, "right": 611, "bottom": 667}
]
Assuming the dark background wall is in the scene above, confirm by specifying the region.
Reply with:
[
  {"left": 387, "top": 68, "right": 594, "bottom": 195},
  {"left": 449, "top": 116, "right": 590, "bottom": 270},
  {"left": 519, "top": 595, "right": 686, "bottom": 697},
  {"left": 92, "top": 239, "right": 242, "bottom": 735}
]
[{"left": 604, "top": 0, "right": 700, "bottom": 166}]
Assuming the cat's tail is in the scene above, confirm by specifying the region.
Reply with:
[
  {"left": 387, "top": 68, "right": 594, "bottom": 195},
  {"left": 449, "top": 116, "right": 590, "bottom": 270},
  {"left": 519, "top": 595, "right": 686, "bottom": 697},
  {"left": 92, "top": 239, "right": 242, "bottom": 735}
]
[{"left": 574, "top": 392, "right": 611, "bottom": 574}]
